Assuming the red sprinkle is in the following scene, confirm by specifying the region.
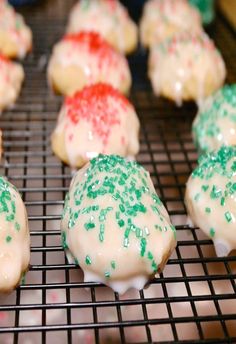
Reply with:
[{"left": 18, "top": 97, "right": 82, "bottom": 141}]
[
  {"left": 63, "top": 31, "right": 114, "bottom": 53},
  {"left": 0, "top": 54, "right": 9, "bottom": 64},
  {"left": 65, "top": 83, "right": 131, "bottom": 145}
]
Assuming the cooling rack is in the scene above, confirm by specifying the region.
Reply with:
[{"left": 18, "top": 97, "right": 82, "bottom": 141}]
[{"left": 0, "top": 0, "right": 236, "bottom": 343}]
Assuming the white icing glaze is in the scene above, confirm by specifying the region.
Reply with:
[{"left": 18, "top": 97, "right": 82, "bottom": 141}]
[
  {"left": 185, "top": 147, "right": 236, "bottom": 257},
  {"left": 193, "top": 85, "right": 236, "bottom": 153},
  {"left": 0, "top": 176, "right": 30, "bottom": 292},
  {"left": 51, "top": 84, "right": 140, "bottom": 168},
  {"left": 0, "top": 0, "right": 32, "bottom": 58},
  {"left": 47, "top": 33, "right": 131, "bottom": 95},
  {"left": 0, "top": 56, "right": 24, "bottom": 111},
  {"left": 67, "top": 0, "right": 137, "bottom": 53},
  {"left": 61, "top": 155, "right": 176, "bottom": 294},
  {"left": 148, "top": 32, "right": 226, "bottom": 105},
  {"left": 140, "top": 0, "right": 202, "bottom": 48}
]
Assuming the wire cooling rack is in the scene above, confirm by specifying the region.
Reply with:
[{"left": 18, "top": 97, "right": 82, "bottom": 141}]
[{"left": 0, "top": 1, "right": 236, "bottom": 343}]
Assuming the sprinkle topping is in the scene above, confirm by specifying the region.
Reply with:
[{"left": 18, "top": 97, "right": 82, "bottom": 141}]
[
  {"left": 62, "top": 154, "right": 176, "bottom": 274},
  {"left": 65, "top": 83, "right": 130, "bottom": 144},
  {"left": 0, "top": 177, "right": 21, "bottom": 238},
  {"left": 193, "top": 84, "right": 236, "bottom": 153},
  {"left": 190, "top": 146, "right": 236, "bottom": 229},
  {"left": 63, "top": 31, "right": 115, "bottom": 54}
]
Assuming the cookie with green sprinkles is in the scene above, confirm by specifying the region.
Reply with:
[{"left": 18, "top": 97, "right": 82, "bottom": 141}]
[
  {"left": 0, "top": 176, "right": 30, "bottom": 293},
  {"left": 61, "top": 154, "right": 176, "bottom": 294},
  {"left": 185, "top": 146, "right": 236, "bottom": 257},
  {"left": 193, "top": 84, "right": 236, "bottom": 154}
]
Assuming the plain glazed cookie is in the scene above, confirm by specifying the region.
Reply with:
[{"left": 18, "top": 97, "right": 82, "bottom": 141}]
[
  {"left": 185, "top": 146, "right": 236, "bottom": 257},
  {"left": 0, "top": 176, "right": 30, "bottom": 293},
  {"left": 148, "top": 32, "right": 226, "bottom": 105},
  {"left": 47, "top": 32, "right": 131, "bottom": 96},
  {"left": 140, "top": 0, "right": 202, "bottom": 48},
  {"left": 51, "top": 83, "right": 140, "bottom": 168},
  {"left": 67, "top": 0, "right": 138, "bottom": 54},
  {"left": 0, "top": 54, "right": 24, "bottom": 111},
  {"left": 61, "top": 154, "right": 176, "bottom": 294},
  {"left": 193, "top": 84, "right": 236, "bottom": 154},
  {"left": 0, "top": 0, "right": 32, "bottom": 59}
]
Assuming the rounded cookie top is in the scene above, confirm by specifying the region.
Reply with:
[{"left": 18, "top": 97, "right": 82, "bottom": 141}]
[
  {"left": 193, "top": 84, "right": 236, "bottom": 153},
  {"left": 0, "top": 0, "right": 32, "bottom": 58},
  {"left": 140, "top": 0, "right": 202, "bottom": 47},
  {"left": 149, "top": 31, "right": 226, "bottom": 104},
  {"left": 61, "top": 154, "right": 176, "bottom": 293},
  {"left": 48, "top": 31, "right": 131, "bottom": 95},
  {"left": 0, "top": 53, "right": 24, "bottom": 110},
  {"left": 51, "top": 83, "right": 140, "bottom": 167},
  {"left": 67, "top": 0, "right": 137, "bottom": 53},
  {"left": 185, "top": 146, "right": 236, "bottom": 257},
  {"left": 0, "top": 176, "right": 30, "bottom": 292},
  {"left": 65, "top": 83, "right": 131, "bottom": 145}
]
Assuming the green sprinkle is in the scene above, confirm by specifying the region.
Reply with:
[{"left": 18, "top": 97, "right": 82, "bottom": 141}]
[
  {"left": 84, "top": 222, "right": 95, "bottom": 230},
  {"left": 85, "top": 255, "right": 92, "bottom": 265},
  {"left": 205, "top": 207, "right": 211, "bottom": 213},
  {"left": 6, "top": 235, "right": 12, "bottom": 243},
  {"left": 140, "top": 238, "right": 147, "bottom": 257},
  {"left": 152, "top": 260, "right": 158, "bottom": 273},
  {"left": 210, "top": 185, "right": 222, "bottom": 199},
  {"left": 61, "top": 231, "right": 68, "bottom": 249},
  {"left": 105, "top": 271, "right": 110, "bottom": 278},
  {"left": 118, "top": 219, "right": 125, "bottom": 227},
  {"left": 202, "top": 185, "right": 209, "bottom": 192},
  {"left": 220, "top": 197, "right": 225, "bottom": 206},
  {"left": 15, "top": 222, "right": 20, "bottom": 231},
  {"left": 209, "top": 228, "right": 215, "bottom": 238},
  {"left": 194, "top": 193, "right": 200, "bottom": 202},
  {"left": 111, "top": 261, "right": 116, "bottom": 269},
  {"left": 147, "top": 251, "right": 153, "bottom": 260},
  {"left": 225, "top": 211, "right": 233, "bottom": 223}
]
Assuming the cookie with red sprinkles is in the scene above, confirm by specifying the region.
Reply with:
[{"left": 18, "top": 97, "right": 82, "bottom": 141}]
[
  {"left": 47, "top": 31, "right": 131, "bottom": 96},
  {"left": 51, "top": 83, "right": 140, "bottom": 168}
]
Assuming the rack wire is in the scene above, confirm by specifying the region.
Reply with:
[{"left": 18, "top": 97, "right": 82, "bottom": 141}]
[{"left": 0, "top": 0, "right": 236, "bottom": 343}]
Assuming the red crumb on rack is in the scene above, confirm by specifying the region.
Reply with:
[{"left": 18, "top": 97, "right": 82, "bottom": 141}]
[{"left": 65, "top": 83, "right": 131, "bottom": 144}]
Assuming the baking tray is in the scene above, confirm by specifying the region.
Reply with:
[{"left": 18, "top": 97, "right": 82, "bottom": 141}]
[{"left": 0, "top": 0, "right": 236, "bottom": 343}]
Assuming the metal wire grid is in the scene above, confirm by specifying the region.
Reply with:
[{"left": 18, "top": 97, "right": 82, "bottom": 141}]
[{"left": 0, "top": 1, "right": 235, "bottom": 343}]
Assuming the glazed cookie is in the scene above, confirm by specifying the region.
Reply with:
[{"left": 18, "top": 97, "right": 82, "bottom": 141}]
[
  {"left": 185, "top": 146, "right": 236, "bottom": 257},
  {"left": 148, "top": 32, "right": 226, "bottom": 105},
  {"left": 0, "top": 176, "right": 30, "bottom": 292},
  {"left": 0, "top": 0, "right": 32, "bottom": 59},
  {"left": 140, "top": 0, "right": 202, "bottom": 48},
  {"left": 67, "top": 0, "right": 138, "bottom": 54},
  {"left": 193, "top": 84, "right": 236, "bottom": 154},
  {"left": 51, "top": 83, "right": 140, "bottom": 168},
  {"left": 61, "top": 154, "right": 176, "bottom": 294},
  {"left": 0, "top": 54, "right": 24, "bottom": 111},
  {"left": 47, "top": 32, "right": 131, "bottom": 96}
]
